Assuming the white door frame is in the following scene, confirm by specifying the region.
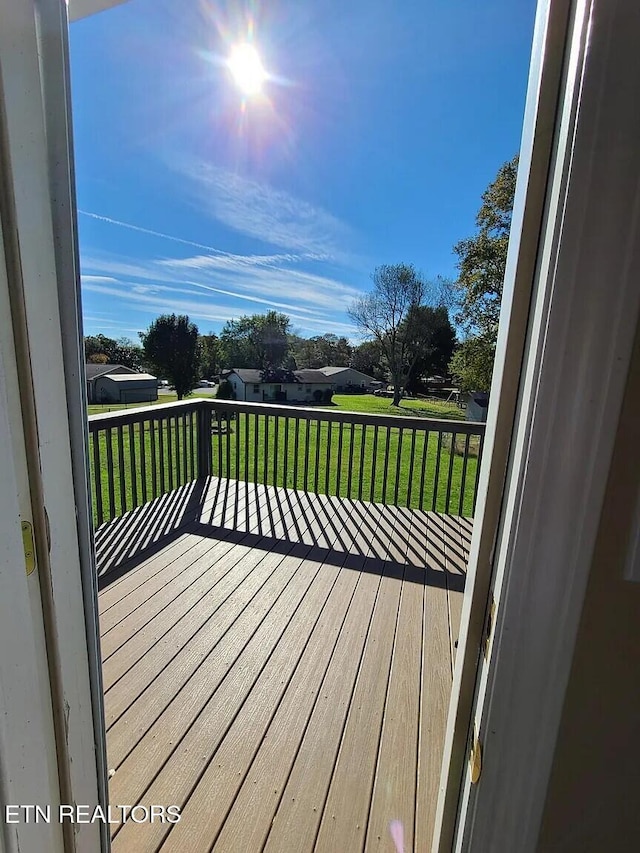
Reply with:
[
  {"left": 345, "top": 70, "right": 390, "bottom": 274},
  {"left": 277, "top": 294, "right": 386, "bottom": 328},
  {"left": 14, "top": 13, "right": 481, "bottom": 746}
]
[
  {"left": 0, "top": 1, "right": 107, "bottom": 850},
  {"left": 434, "top": 0, "right": 640, "bottom": 849}
]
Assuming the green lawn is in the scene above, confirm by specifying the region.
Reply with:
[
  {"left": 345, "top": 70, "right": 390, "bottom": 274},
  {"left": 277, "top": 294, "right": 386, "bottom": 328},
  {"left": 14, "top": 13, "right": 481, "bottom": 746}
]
[
  {"left": 325, "top": 393, "right": 464, "bottom": 420},
  {"left": 88, "top": 403, "right": 480, "bottom": 526},
  {"left": 87, "top": 393, "right": 179, "bottom": 416},
  {"left": 88, "top": 392, "right": 464, "bottom": 420}
]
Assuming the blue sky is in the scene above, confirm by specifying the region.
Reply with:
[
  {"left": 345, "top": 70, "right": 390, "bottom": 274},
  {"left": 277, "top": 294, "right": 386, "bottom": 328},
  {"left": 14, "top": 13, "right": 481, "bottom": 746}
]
[{"left": 70, "top": 0, "right": 536, "bottom": 344}]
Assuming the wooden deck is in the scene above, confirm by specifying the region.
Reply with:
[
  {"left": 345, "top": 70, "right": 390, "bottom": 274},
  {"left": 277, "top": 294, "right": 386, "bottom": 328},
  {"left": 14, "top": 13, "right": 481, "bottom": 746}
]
[{"left": 96, "top": 477, "right": 471, "bottom": 853}]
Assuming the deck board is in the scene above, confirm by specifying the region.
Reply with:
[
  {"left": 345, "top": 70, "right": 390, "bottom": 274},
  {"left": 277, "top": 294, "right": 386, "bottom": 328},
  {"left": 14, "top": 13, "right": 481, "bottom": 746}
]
[{"left": 96, "top": 478, "right": 471, "bottom": 852}]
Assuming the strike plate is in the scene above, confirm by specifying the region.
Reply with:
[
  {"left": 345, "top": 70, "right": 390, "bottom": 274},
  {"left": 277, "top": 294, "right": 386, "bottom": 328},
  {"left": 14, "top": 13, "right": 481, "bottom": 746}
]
[{"left": 21, "top": 521, "right": 36, "bottom": 575}]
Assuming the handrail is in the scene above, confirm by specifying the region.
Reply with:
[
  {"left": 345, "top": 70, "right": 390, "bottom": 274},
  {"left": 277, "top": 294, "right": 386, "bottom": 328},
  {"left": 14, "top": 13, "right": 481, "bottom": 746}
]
[
  {"left": 87, "top": 398, "right": 485, "bottom": 526},
  {"left": 203, "top": 398, "right": 486, "bottom": 435},
  {"left": 88, "top": 398, "right": 206, "bottom": 431}
]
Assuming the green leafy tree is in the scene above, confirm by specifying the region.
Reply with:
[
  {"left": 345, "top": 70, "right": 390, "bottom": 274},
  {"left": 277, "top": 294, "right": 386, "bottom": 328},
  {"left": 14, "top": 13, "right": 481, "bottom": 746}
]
[
  {"left": 350, "top": 341, "right": 386, "bottom": 380},
  {"left": 215, "top": 379, "right": 235, "bottom": 399},
  {"left": 199, "top": 333, "right": 220, "bottom": 379},
  {"left": 450, "top": 156, "right": 518, "bottom": 391},
  {"left": 402, "top": 305, "right": 457, "bottom": 394},
  {"left": 449, "top": 336, "right": 495, "bottom": 393},
  {"left": 349, "top": 263, "right": 430, "bottom": 406},
  {"left": 219, "top": 311, "right": 290, "bottom": 369},
  {"left": 140, "top": 314, "right": 200, "bottom": 400},
  {"left": 292, "top": 333, "right": 352, "bottom": 368},
  {"left": 84, "top": 333, "right": 143, "bottom": 370}
]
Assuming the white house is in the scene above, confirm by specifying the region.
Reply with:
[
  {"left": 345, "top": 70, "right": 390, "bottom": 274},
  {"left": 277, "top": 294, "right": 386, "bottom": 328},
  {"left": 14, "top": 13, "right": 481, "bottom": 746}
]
[
  {"left": 222, "top": 368, "right": 334, "bottom": 403},
  {"left": 317, "top": 366, "right": 376, "bottom": 391}
]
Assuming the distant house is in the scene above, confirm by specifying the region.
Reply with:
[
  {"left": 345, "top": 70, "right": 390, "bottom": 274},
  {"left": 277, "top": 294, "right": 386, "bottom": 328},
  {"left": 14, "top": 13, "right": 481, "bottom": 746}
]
[
  {"left": 222, "top": 368, "right": 334, "bottom": 403},
  {"left": 317, "top": 366, "right": 376, "bottom": 392},
  {"left": 85, "top": 363, "right": 158, "bottom": 404}
]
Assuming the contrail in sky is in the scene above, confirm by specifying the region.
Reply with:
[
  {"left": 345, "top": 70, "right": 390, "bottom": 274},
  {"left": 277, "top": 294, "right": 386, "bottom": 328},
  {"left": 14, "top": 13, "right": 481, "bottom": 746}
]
[{"left": 78, "top": 209, "right": 233, "bottom": 256}]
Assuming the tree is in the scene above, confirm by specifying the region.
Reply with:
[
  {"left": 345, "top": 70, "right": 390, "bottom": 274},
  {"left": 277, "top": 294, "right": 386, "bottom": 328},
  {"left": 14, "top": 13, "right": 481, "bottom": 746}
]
[
  {"left": 449, "top": 336, "right": 495, "bottom": 392},
  {"left": 84, "top": 333, "right": 143, "bottom": 370},
  {"left": 348, "top": 263, "right": 429, "bottom": 406},
  {"left": 350, "top": 341, "right": 385, "bottom": 380},
  {"left": 215, "top": 379, "right": 235, "bottom": 399},
  {"left": 402, "top": 305, "right": 457, "bottom": 394},
  {"left": 291, "top": 333, "right": 352, "bottom": 368},
  {"left": 199, "top": 333, "right": 220, "bottom": 379},
  {"left": 450, "top": 156, "right": 518, "bottom": 391},
  {"left": 219, "top": 311, "right": 290, "bottom": 370},
  {"left": 140, "top": 314, "right": 200, "bottom": 400}
]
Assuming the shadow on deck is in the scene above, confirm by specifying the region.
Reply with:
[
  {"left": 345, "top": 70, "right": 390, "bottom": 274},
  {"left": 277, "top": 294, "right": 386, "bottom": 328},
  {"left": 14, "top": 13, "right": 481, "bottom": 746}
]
[{"left": 95, "top": 477, "right": 471, "bottom": 853}]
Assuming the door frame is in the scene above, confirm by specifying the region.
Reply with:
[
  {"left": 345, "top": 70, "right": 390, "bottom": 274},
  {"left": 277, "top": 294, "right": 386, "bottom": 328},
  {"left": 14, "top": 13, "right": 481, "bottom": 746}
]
[
  {"left": 434, "top": 0, "right": 640, "bottom": 849},
  {"left": 0, "top": 1, "right": 108, "bottom": 850}
]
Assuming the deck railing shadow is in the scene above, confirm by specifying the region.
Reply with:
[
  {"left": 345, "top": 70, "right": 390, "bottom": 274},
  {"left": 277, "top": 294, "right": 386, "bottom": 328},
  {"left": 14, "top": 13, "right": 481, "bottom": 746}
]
[
  {"left": 96, "top": 476, "right": 467, "bottom": 594},
  {"left": 95, "top": 477, "right": 212, "bottom": 586}
]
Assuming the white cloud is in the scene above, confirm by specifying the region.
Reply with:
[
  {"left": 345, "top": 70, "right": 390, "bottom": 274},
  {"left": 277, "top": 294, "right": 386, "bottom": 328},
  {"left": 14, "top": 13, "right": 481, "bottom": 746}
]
[
  {"left": 81, "top": 248, "right": 361, "bottom": 317},
  {"left": 170, "top": 159, "right": 353, "bottom": 259},
  {"left": 81, "top": 277, "right": 356, "bottom": 336}
]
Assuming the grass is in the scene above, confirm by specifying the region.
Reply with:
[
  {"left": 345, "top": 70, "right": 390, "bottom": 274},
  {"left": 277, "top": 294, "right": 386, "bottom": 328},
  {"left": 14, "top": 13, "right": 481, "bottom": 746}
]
[
  {"left": 87, "top": 394, "right": 179, "bottom": 416},
  {"left": 88, "top": 392, "right": 464, "bottom": 420},
  {"left": 326, "top": 393, "right": 465, "bottom": 421},
  {"left": 88, "top": 404, "right": 480, "bottom": 527}
]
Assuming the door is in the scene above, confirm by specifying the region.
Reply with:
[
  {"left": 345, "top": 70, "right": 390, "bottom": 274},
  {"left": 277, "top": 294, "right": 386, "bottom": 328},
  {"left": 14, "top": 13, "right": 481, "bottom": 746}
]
[
  {"left": 433, "top": 0, "right": 640, "bottom": 849},
  {"left": 0, "top": 1, "right": 107, "bottom": 851}
]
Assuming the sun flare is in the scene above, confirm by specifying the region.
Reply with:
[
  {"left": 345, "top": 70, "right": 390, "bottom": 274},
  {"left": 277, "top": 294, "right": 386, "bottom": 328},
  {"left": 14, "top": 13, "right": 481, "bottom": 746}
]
[{"left": 227, "top": 43, "right": 267, "bottom": 96}]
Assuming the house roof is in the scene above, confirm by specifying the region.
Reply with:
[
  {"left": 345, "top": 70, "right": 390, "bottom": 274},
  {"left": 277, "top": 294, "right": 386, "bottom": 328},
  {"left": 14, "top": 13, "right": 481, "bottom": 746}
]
[
  {"left": 294, "top": 369, "right": 334, "bottom": 384},
  {"left": 85, "top": 363, "right": 136, "bottom": 380},
  {"left": 318, "top": 366, "right": 376, "bottom": 382},
  {"left": 227, "top": 368, "right": 333, "bottom": 385},
  {"left": 100, "top": 373, "right": 156, "bottom": 382},
  {"left": 317, "top": 366, "right": 349, "bottom": 376}
]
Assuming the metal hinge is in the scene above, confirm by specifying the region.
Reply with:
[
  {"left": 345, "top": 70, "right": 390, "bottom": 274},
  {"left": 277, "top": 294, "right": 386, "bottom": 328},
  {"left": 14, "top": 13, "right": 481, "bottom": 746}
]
[
  {"left": 484, "top": 596, "right": 496, "bottom": 660},
  {"left": 21, "top": 520, "right": 37, "bottom": 575},
  {"left": 470, "top": 726, "right": 482, "bottom": 784}
]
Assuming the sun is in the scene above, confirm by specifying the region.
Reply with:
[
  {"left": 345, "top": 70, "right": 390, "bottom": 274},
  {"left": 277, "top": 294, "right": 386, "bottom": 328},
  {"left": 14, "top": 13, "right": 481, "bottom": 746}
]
[{"left": 227, "top": 43, "right": 267, "bottom": 96}]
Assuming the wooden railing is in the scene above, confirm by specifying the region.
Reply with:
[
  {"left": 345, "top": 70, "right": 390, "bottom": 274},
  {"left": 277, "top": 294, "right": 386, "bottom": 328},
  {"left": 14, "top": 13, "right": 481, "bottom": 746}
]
[{"left": 88, "top": 399, "right": 485, "bottom": 526}]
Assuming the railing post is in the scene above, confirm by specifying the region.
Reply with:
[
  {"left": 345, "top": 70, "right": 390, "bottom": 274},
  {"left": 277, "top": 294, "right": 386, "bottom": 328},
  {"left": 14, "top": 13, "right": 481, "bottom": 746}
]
[{"left": 197, "top": 403, "right": 212, "bottom": 479}]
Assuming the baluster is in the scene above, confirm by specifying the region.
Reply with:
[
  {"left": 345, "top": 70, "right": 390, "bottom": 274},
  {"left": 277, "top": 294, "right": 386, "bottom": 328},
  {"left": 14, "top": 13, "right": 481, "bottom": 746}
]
[
  {"left": 394, "top": 427, "right": 404, "bottom": 505},
  {"left": 150, "top": 419, "right": 157, "bottom": 498},
  {"left": 432, "top": 431, "right": 443, "bottom": 512},
  {"left": 445, "top": 432, "right": 456, "bottom": 513},
  {"left": 347, "top": 423, "right": 354, "bottom": 499},
  {"left": 273, "top": 414, "right": 279, "bottom": 486},
  {"left": 129, "top": 422, "right": 137, "bottom": 507},
  {"left": 293, "top": 418, "right": 299, "bottom": 490},
  {"left": 92, "top": 430, "right": 103, "bottom": 526},
  {"left": 419, "top": 431, "right": 429, "bottom": 511},
  {"left": 325, "top": 421, "right": 332, "bottom": 495},
  {"left": 458, "top": 433, "right": 471, "bottom": 516},
  {"left": 358, "top": 424, "right": 366, "bottom": 502},
  {"left": 370, "top": 425, "right": 379, "bottom": 503},
  {"left": 105, "top": 427, "right": 116, "bottom": 521},
  {"left": 314, "top": 419, "right": 321, "bottom": 493},
  {"left": 117, "top": 425, "right": 126, "bottom": 513},
  {"left": 406, "top": 429, "right": 416, "bottom": 507},
  {"left": 382, "top": 426, "right": 391, "bottom": 504},
  {"left": 303, "top": 420, "right": 310, "bottom": 492},
  {"left": 282, "top": 416, "right": 289, "bottom": 488},
  {"left": 139, "top": 420, "right": 147, "bottom": 504},
  {"left": 336, "top": 422, "right": 344, "bottom": 498}
]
